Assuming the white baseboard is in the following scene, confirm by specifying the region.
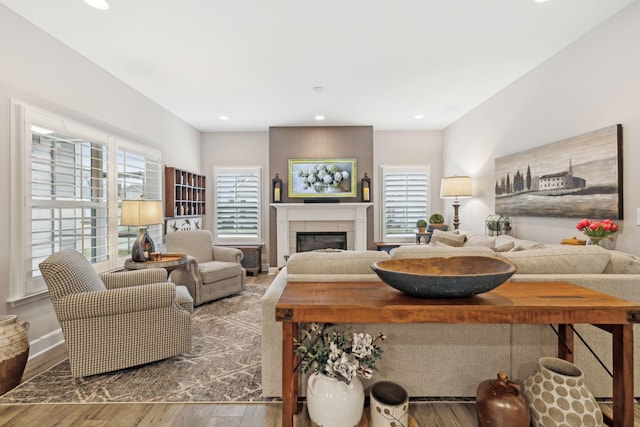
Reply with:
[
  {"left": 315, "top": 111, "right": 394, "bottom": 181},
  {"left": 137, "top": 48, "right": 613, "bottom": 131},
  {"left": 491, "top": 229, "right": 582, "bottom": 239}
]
[{"left": 23, "top": 329, "right": 66, "bottom": 380}]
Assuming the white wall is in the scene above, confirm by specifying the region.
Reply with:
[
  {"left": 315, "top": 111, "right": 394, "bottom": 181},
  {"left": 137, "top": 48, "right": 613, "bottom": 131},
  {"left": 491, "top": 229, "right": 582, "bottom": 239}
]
[
  {"left": 443, "top": 2, "right": 640, "bottom": 256},
  {"left": 373, "top": 130, "right": 443, "bottom": 242},
  {"left": 0, "top": 6, "right": 201, "bottom": 357}
]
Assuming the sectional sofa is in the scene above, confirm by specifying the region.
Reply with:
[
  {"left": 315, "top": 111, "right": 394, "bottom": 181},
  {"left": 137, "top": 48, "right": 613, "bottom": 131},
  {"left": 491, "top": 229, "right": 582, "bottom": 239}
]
[{"left": 260, "top": 235, "right": 640, "bottom": 398}]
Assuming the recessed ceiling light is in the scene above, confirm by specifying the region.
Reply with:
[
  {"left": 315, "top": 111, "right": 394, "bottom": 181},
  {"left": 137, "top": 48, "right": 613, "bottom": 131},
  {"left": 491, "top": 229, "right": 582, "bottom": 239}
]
[
  {"left": 84, "top": 0, "right": 110, "bottom": 11},
  {"left": 218, "top": 115, "right": 229, "bottom": 121},
  {"left": 315, "top": 115, "right": 325, "bottom": 121},
  {"left": 414, "top": 114, "right": 425, "bottom": 120},
  {"left": 534, "top": 0, "right": 549, "bottom": 3}
]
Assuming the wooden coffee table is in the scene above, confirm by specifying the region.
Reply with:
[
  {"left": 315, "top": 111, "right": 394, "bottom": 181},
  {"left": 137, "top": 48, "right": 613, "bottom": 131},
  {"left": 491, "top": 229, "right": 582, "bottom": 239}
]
[{"left": 276, "top": 280, "right": 640, "bottom": 427}]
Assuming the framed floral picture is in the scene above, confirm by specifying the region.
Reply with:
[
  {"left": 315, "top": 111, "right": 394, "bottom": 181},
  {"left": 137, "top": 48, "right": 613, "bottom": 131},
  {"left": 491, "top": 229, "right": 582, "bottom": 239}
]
[{"left": 288, "top": 158, "right": 357, "bottom": 198}]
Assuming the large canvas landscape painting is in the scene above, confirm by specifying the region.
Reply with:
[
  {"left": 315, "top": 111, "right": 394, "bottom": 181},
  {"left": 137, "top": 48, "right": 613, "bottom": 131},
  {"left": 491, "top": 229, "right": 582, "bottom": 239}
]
[{"left": 495, "top": 124, "right": 622, "bottom": 219}]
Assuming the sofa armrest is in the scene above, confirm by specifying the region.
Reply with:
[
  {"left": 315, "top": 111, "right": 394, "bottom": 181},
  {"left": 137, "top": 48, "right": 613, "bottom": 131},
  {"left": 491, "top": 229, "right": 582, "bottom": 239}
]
[
  {"left": 53, "top": 282, "right": 178, "bottom": 321},
  {"left": 101, "top": 268, "right": 168, "bottom": 289},
  {"left": 213, "top": 246, "right": 243, "bottom": 263}
]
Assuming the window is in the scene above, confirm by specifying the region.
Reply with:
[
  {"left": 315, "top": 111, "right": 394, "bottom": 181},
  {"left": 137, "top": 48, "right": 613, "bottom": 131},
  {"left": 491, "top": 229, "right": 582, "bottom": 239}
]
[
  {"left": 213, "top": 167, "right": 262, "bottom": 245},
  {"left": 380, "top": 165, "right": 430, "bottom": 241},
  {"left": 10, "top": 103, "right": 161, "bottom": 301}
]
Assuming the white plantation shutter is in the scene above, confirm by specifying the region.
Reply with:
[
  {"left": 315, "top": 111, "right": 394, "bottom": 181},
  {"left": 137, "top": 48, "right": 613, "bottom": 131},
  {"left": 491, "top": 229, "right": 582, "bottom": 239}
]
[
  {"left": 30, "top": 131, "right": 110, "bottom": 293},
  {"left": 12, "top": 103, "right": 161, "bottom": 300},
  {"left": 381, "top": 165, "right": 430, "bottom": 240},
  {"left": 213, "top": 167, "right": 262, "bottom": 245}
]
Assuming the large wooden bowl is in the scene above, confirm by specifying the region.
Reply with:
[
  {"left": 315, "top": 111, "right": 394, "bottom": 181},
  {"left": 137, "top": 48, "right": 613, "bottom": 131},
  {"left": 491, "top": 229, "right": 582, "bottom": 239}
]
[{"left": 371, "top": 256, "right": 517, "bottom": 298}]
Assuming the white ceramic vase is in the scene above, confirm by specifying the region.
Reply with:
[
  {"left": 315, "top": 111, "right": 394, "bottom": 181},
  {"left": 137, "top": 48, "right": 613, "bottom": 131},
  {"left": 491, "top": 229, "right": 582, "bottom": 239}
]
[
  {"left": 306, "top": 372, "right": 364, "bottom": 427},
  {"left": 523, "top": 357, "right": 603, "bottom": 427}
]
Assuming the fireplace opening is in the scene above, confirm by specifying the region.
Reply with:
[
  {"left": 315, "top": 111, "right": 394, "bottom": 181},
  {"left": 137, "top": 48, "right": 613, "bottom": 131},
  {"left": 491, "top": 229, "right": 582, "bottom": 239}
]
[{"left": 296, "top": 232, "right": 347, "bottom": 253}]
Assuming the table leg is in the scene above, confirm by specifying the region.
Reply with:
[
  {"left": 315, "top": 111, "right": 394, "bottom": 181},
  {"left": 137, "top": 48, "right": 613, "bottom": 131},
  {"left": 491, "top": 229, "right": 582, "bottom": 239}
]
[
  {"left": 557, "top": 324, "right": 574, "bottom": 363},
  {"left": 282, "top": 322, "right": 298, "bottom": 427},
  {"left": 610, "top": 324, "right": 634, "bottom": 427}
]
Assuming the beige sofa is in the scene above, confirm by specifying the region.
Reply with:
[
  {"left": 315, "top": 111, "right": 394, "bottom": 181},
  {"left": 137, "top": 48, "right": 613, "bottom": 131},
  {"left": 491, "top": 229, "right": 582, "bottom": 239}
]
[{"left": 260, "top": 241, "right": 640, "bottom": 398}]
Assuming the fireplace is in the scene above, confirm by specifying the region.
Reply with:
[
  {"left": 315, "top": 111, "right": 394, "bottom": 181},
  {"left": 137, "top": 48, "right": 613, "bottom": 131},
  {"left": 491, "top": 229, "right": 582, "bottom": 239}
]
[
  {"left": 296, "top": 232, "right": 347, "bottom": 253},
  {"left": 272, "top": 203, "right": 372, "bottom": 268}
]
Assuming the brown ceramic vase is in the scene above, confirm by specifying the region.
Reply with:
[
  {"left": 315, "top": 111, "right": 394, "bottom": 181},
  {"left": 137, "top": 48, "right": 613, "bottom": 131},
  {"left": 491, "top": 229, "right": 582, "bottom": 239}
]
[{"left": 476, "top": 372, "right": 530, "bottom": 427}]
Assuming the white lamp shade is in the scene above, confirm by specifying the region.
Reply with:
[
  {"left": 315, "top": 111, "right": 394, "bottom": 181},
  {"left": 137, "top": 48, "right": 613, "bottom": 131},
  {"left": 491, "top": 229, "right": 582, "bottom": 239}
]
[
  {"left": 440, "top": 176, "right": 472, "bottom": 198},
  {"left": 120, "top": 199, "right": 164, "bottom": 226}
]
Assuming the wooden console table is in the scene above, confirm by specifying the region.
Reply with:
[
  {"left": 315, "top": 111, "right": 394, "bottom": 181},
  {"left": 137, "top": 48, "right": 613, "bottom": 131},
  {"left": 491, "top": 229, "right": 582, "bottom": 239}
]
[{"left": 275, "top": 280, "right": 640, "bottom": 427}]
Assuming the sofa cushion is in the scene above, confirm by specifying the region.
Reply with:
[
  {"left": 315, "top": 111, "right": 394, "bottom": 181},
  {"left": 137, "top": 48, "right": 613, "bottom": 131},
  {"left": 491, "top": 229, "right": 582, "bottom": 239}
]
[
  {"left": 286, "top": 250, "right": 389, "bottom": 275},
  {"left": 602, "top": 250, "right": 640, "bottom": 274},
  {"left": 199, "top": 260, "right": 243, "bottom": 283},
  {"left": 390, "top": 245, "right": 495, "bottom": 259},
  {"left": 497, "top": 246, "right": 610, "bottom": 274}
]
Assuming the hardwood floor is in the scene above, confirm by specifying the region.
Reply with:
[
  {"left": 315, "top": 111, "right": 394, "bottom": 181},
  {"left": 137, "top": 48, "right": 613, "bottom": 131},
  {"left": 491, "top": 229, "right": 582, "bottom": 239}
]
[{"left": 0, "top": 401, "right": 638, "bottom": 426}]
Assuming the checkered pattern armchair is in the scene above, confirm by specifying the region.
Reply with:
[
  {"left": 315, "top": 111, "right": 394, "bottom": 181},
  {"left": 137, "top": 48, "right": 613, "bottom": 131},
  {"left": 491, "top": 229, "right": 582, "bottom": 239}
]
[{"left": 39, "top": 249, "right": 193, "bottom": 377}]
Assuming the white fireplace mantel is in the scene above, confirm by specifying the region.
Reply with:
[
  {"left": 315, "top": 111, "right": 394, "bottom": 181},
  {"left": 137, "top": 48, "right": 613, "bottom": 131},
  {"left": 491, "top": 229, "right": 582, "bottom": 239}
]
[{"left": 271, "top": 203, "right": 372, "bottom": 267}]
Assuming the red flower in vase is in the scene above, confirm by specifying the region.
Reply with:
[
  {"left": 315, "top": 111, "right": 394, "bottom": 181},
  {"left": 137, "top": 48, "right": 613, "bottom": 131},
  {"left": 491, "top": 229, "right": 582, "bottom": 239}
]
[{"left": 576, "top": 218, "right": 618, "bottom": 238}]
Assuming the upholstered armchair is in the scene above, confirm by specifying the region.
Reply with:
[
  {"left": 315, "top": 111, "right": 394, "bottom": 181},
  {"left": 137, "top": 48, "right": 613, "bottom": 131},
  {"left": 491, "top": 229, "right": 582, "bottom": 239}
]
[
  {"left": 39, "top": 249, "right": 193, "bottom": 377},
  {"left": 165, "top": 230, "right": 246, "bottom": 306}
]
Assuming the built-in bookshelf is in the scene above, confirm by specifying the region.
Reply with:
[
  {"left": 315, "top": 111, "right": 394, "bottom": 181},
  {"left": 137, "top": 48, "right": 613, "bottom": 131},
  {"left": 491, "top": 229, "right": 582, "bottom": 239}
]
[{"left": 165, "top": 166, "right": 206, "bottom": 217}]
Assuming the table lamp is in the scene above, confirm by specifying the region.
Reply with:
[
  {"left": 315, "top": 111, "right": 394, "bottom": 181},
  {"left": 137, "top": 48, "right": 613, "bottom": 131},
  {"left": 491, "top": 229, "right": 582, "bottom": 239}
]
[
  {"left": 121, "top": 198, "right": 164, "bottom": 262},
  {"left": 440, "top": 176, "right": 472, "bottom": 230}
]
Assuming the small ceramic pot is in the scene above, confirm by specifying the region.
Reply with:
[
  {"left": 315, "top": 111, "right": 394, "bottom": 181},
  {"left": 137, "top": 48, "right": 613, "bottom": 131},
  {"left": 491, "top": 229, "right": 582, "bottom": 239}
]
[{"left": 370, "top": 381, "right": 409, "bottom": 427}]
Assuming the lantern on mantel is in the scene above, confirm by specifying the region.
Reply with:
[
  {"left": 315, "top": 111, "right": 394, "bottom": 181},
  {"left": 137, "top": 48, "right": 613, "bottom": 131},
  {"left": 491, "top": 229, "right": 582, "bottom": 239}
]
[
  {"left": 272, "top": 173, "right": 283, "bottom": 203},
  {"left": 361, "top": 172, "right": 371, "bottom": 202}
]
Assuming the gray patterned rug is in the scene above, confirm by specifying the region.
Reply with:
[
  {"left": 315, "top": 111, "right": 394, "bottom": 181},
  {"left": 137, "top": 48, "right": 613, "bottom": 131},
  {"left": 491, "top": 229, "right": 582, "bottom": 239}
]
[{"left": 0, "top": 283, "right": 273, "bottom": 403}]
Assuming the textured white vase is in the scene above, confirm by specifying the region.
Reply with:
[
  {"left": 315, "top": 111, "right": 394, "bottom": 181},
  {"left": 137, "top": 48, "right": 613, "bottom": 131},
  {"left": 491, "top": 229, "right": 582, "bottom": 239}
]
[
  {"left": 307, "top": 372, "right": 364, "bottom": 427},
  {"left": 523, "top": 357, "right": 603, "bottom": 427}
]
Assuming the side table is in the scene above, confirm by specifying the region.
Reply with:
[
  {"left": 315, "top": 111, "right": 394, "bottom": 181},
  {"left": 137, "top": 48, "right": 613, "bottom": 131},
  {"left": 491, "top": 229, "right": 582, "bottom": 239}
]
[
  {"left": 220, "top": 245, "right": 262, "bottom": 275},
  {"left": 124, "top": 253, "right": 188, "bottom": 274},
  {"left": 415, "top": 232, "right": 432, "bottom": 244}
]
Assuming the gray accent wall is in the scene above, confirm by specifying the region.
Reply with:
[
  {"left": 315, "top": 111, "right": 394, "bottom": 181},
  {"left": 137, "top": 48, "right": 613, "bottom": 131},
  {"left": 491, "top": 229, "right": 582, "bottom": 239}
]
[{"left": 268, "top": 126, "right": 374, "bottom": 266}]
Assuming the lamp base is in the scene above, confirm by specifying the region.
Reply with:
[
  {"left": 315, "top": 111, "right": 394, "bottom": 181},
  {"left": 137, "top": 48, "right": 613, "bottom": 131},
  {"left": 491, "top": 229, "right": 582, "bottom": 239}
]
[
  {"left": 452, "top": 200, "right": 461, "bottom": 230},
  {"left": 131, "top": 227, "right": 155, "bottom": 262}
]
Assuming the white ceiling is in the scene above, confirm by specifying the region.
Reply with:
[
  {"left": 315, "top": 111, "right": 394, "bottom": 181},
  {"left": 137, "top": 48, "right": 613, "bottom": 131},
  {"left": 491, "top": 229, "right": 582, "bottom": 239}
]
[{"left": 1, "top": 0, "right": 636, "bottom": 132}]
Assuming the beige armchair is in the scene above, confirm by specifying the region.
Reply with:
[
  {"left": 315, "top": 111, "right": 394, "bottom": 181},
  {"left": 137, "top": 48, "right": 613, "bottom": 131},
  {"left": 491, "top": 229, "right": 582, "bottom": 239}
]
[
  {"left": 165, "top": 230, "right": 247, "bottom": 306},
  {"left": 39, "top": 249, "right": 193, "bottom": 377}
]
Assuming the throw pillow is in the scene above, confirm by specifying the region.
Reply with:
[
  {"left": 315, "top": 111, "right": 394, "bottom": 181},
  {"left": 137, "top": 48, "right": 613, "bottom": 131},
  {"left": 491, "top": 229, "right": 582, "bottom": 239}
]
[
  {"left": 493, "top": 241, "right": 515, "bottom": 252},
  {"left": 602, "top": 250, "right": 640, "bottom": 274},
  {"left": 429, "top": 229, "right": 467, "bottom": 247},
  {"left": 464, "top": 234, "right": 497, "bottom": 248}
]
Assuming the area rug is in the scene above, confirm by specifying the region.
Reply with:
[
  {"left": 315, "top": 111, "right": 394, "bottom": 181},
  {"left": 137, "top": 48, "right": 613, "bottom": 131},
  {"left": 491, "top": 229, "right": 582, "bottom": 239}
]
[{"left": 0, "top": 283, "right": 274, "bottom": 404}]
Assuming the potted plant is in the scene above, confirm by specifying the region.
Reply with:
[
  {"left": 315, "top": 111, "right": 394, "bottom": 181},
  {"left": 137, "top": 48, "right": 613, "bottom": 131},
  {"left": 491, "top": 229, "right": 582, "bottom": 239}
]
[
  {"left": 416, "top": 219, "right": 428, "bottom": 233},
  {"left": 294, "top": 323, "right": 385, "bottom": 427},
  {"left": 428, "top": 213, "right": 448, "bottom": 232}
]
